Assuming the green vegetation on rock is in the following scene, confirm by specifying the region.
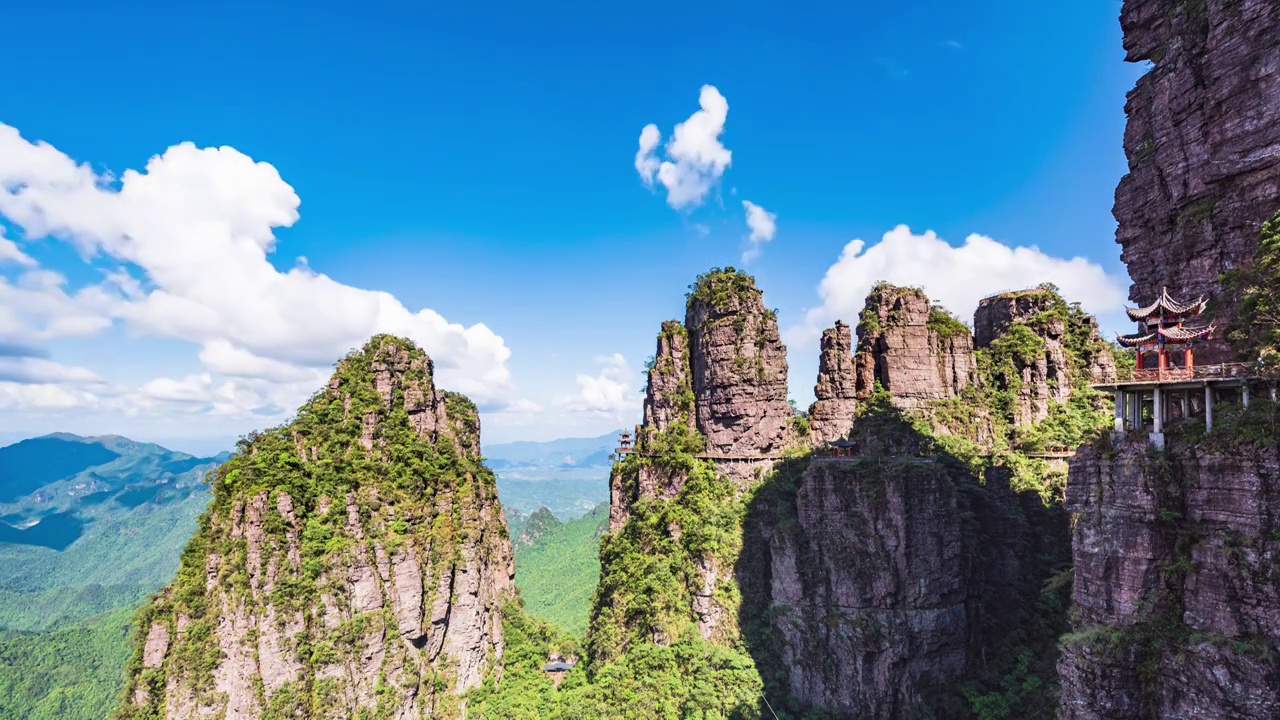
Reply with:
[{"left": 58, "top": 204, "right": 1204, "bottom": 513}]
[{"left": 1222, "top": 209, "right": 1280, "bottom": 372}]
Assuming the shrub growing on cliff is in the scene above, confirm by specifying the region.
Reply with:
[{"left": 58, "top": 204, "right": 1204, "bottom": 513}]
[
  {"left": 1222, "top": 209, "right": 1280, "bottom": 372},
  {"left": 928, "top": 303, "right": 971, "bottom": 339}
]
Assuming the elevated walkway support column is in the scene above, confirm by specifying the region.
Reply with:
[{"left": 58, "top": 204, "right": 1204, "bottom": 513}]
[
  {"left": 1115, "top": 389, "right": 1125, "bottom": 432},
  {"left": 1205, "top": 385, "right": 1214, "bottom": 431},
  {"left": 1151, "top": 386, "right": 1165, "bottom": 449}
]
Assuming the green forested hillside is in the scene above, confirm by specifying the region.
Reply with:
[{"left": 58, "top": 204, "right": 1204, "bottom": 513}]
[
  {"left": 513, "top": 503, "right": 607, "bottom": 635},
  {"left": 0, "top": 435, "right": 222, "bottom": 718},
  {"left": 0, "top": 603, "right": 137, "bottom": 720}
]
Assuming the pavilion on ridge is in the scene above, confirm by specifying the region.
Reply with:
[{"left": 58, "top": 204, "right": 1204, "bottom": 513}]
[{"left": 1095, "top": 287, "right": 1260, "bottom": 448}]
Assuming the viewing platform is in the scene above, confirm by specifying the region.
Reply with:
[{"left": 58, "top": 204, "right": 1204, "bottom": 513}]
[
  {"left": 1092, "top": 362, "right": 1266, "bottom": 448},
  {"left": 1090, "top": 288, "right": 1269, "bottom": 448}
]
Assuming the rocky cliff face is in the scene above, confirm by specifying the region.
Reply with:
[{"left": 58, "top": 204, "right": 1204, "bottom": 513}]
[
  {"left": 739, "top": 405, "right": 1072, "bottom": 719},
  {"left": 1115, "top": 0, "right": 1280, "bottom": 362},
  {"left": 853, "top": 284, "right": 975, "bottom": 410},
  {"left": 807, "top": 320, "right": 859, "bottom": 444},
  {"left": 116, "top": 336, "right": 514, "bottom": 720},
  {"left": 685, "top": 270, "right": 795, "bottom": 457},
  {"left": 1058, "top": 432, "right": 1280, "bottom": 719},
  {"left": 593, "top": 269, "right": 797, "bottom": 698},
  {"left": 975, "top": 290, "right": 1119, "bottom": 426},
  {"left": 1056, "top": 3, "right": 1280, "bottom": 714}
]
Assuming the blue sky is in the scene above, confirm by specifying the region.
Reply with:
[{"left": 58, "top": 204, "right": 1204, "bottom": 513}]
[{"left": 0, "top": 0, "right": 1142, "bottom": 454}]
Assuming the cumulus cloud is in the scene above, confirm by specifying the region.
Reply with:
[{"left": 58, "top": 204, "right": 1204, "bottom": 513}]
[
  {"left": 555, "top": 353, "right": 641, "bottom": 416},
  {"left": 789, "top": 225, "right": 1128, "bottom": 349},
  {"left": 634, "top": 86, "right": 732, "bottom": 210},
  {"left": 0, "top": 123, "right": 515, "bottom": 405},
  {"left": 741, "top": 200, "right": 777, "bottom": 263}
]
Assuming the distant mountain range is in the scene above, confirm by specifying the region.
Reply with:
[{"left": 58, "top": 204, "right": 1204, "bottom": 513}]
[
  {"left": 485, "top": 431, "right": 619, "bottom": 519},
  {"left": 0, "top": 433, "right": 226, "bottom": 720}
]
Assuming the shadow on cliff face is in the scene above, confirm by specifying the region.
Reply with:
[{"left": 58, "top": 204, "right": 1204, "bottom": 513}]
[{"left": 736, "top": 400, "right": 1073, "bottom": 719}]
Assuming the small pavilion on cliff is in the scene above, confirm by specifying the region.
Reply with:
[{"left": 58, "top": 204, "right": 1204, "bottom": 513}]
[
  {"left": 1115, "top": 287, "right": 1213, "bottom": 375},
  {"left": 1095, "top": 287, "right": 1259, "bottom": 448}
]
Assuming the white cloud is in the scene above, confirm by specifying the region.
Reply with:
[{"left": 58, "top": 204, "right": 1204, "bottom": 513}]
[
  {"left": 0, "top": 123, "right": 515, "bottom": 405},
  {"left": 554, "top": 353, "right": 641, "bottom": 416},
  {"left": 0, "top": 382, "right": 100, "bottom": 411},
  {"left": 0, "top": 357, "right": 102, "bottom": 384},
  {"left": 0, "top": 227, "right": 35, "bottom": 267},
  {"left": 635, "top": 124, "right": 661, "bottom": 186},
  {"left": 0, "top": 268, "right": 114, "bottom": 346},
  {"left": 741, "top": 200, "right": 777, "bottom": 263},
  {"left": 789, "top": 225, "right": 1128, "bottom": 349},
  {"left": 634, "top": 86, "right": 732, "bottom": 210}
]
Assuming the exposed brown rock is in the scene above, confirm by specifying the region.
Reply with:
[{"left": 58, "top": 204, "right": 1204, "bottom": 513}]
[
  {"left": 807, "top": 320, "right": 859, "bottom": 443},
  {"left": 640, "top": 320, "right": 696, "bottom": 440},
  {"left": 1114, "top": 0, "right": 1280, "bottom": 363},
  {"left": 1058, "top": 437, "right": 1280, "bottom": 719},
  {"left": 974, "top": 290, "right": 1118, "bottom": 426},
  {"left": 740, "top": 419, "right": 1071, "bottom": 718},
  {"left": 853, "top": 284, "right": 974, "bottom": 410},
  {"left": 686, "top": 272, "right": 795, "bottom": 456}
]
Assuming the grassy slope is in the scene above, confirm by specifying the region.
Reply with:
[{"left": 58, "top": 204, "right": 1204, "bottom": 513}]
[{"left": 513, "top": 503, "right": 607, "bottom": 636}]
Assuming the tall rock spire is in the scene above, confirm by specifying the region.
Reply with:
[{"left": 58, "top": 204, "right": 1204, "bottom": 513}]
[
  {"left": 115, "top": 335, "right": 514, "bottom": 720},
  {"left": 807, "top": 320, "right": 859, "bottom": 443},
  {"left": 685, "top": 268, "right": 795, "bottom": 456}
]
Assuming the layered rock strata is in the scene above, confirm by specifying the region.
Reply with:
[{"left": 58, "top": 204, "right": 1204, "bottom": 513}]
[
  {"left": 739, "top": 412, "right": 1071, "bottom": 718},
  {"left": 853, "top": 284, "right": 975, "bottom": 410},
  {"left": 1058, "top": 436, "right": 1280, "bottom": 719},
  {"left": 603, "top": 269, "right": 795, "bottom": 647},
  {"left": 1114, "top": 0, "right": 1280, "bottom": 363},
  {"left": 116, "top": 336, "right": 514, "bottom": 720},
  {"left": 685, "top": 272, "right": 795, "bottom": 457}
]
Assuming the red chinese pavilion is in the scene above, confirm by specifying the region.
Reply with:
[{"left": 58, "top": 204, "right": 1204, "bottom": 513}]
[
  {"left": 1116, "top": 287, "right": 1213, "bottom": 376},
  {"left": 616, "top": 430, "right": 633, "bottom": 456}
]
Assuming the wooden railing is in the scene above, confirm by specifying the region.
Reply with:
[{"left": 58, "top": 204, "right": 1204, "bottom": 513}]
[{"left": 1129, "top": 362, "right": 1252, "bottom": 383}]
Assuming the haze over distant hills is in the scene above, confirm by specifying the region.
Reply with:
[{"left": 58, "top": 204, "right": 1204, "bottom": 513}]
[{"left": 485, "top": 430, "right": 618, "bottom": 519}]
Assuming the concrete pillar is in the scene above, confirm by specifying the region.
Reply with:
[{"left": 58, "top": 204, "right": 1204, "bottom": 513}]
[
  {"left": 1271, "top": 384, "right": 1277, "bottom": 402},
  {"left": 1180, "top": 391, "right": 1189, "bottom": 420},
  {"left": 1114, "top": 389, "right": 1125, "bottom": 432},
  {"left": 1153, "top": 386, "right": 1164, "bottom": 434},
  {"left": 1134, "top": 391, "right": 1144, "bottom": 429},
  {"left": 1205, "top": 385, "right": 1214, "bottom": 431},
  {"left": 1243, "top": 384, "right": 1251, "bottom": 408}
]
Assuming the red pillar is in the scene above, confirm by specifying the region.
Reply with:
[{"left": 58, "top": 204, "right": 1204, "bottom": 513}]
[
  {"left": 1136, "top": 351, "right": 1145, "bottom": 370},
  {"left": 1186, "top": 348, "right": 1194, "bottom": 373}
]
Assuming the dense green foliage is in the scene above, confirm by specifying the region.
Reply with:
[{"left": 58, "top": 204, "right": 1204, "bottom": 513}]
[
  {"left": 928, "top": 303, "right": 972, "bottom": 339},
  {"left": 0, "top": 435, "right": 222, "bottom": 719},
  {"left": 0, "top": 603, "right": 137, "bottom": 720},
  {"left": 514, "top": 504, "right": 608, "bottom": 635},
  {"left": 1221, "top": 209, "right": 1280, "bottom": 371},
  {"left": 686, "top": 266, "right": 761, "bottom": 314}
]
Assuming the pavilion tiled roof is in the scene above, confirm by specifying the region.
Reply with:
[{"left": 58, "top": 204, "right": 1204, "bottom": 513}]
[
  {"left": 1115, "top": 331, "right": 1155, "bottom": 348},
  {"left": 1125, "top": 287, "right": 1208, "bottom": 322},
  {"left": 1116, "top": 325, "right": 1213, "bottom": 347}
]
